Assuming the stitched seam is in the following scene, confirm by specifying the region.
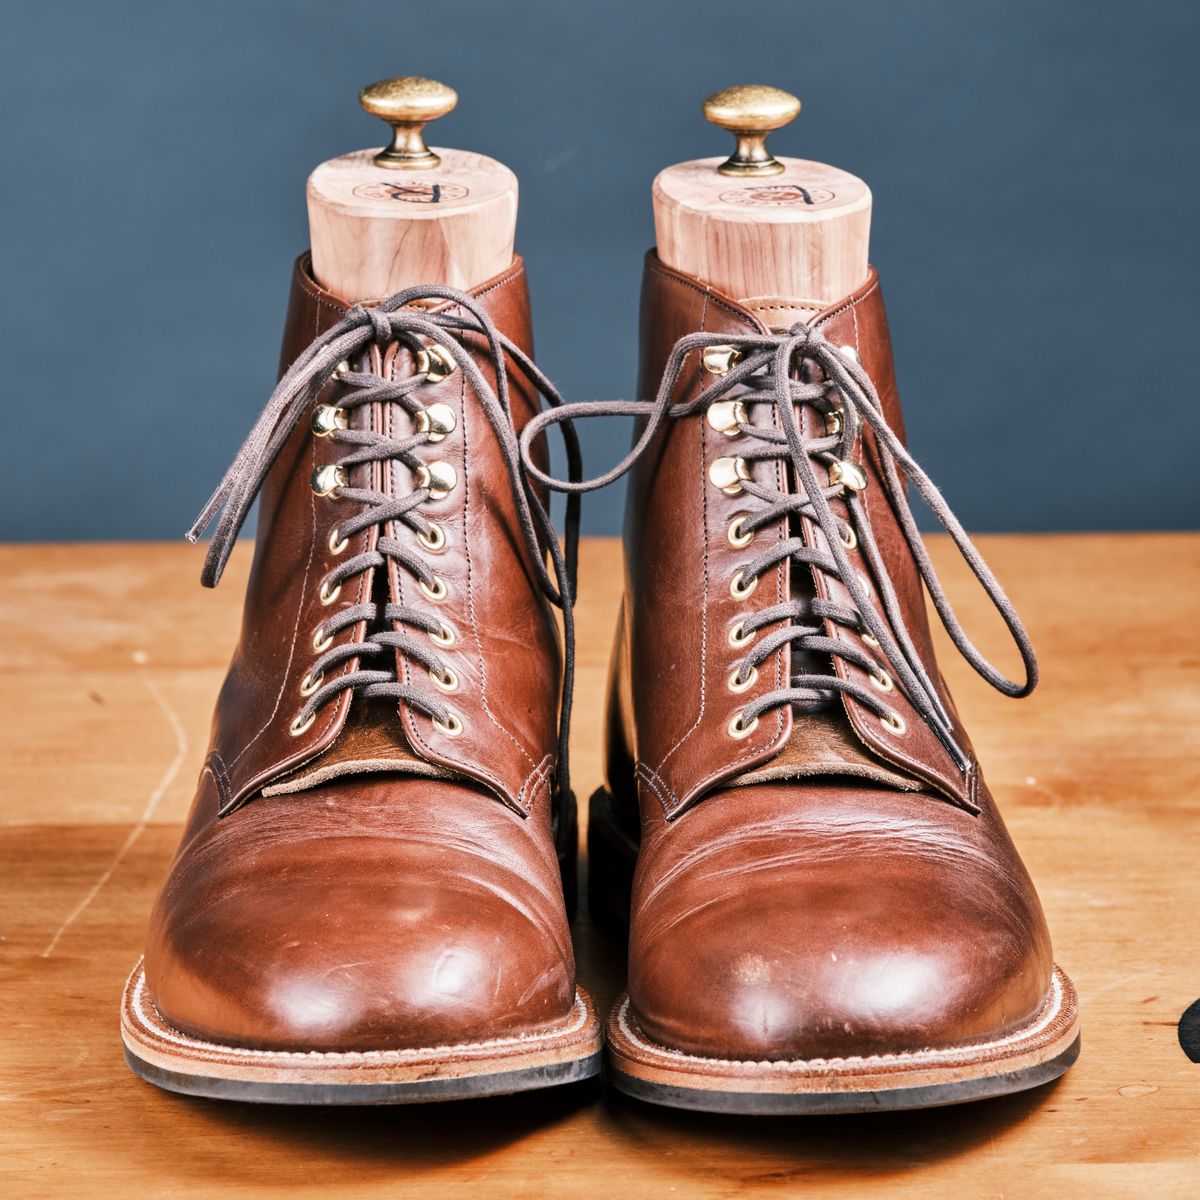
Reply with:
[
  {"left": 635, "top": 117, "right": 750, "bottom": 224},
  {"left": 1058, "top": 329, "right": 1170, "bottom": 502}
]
[
  {"left": 616, "top": 970, "right": 1071, "bottom": 1069},
  {"left": 516, "top": 756, "right": 552, "bottom": 805},
  {"left": 810, "top": 277, "right": 881, "bottom": 331},
  {"left": 203, "top": 753, "right": 230, "bottom": 807},
  {"left": 225, "top": 434, "right": 319, "bottom": 774},
  {"left": 748, "top": 302, "right": 822, "bottom": 312},
  {"left": 665, "top": 357, "right": 789, "bottom": 812},
  {"left": 645, "top": 258, "right": 765, "bottom": 331},
  {"left": 644, "top": 269, "right": 789, "bottom": 809},
  {"left": 230, "top": 372, "right": 379, "bottom": 801},
  {"left": 295, "top": 254, "right": 522, "bottom": 314},
  {"left": 653, "top": 297, "right": 711, "bottom": 775},
  {"left": 810, "top": 279, "right": 971, "bottom": 804},
  {"left": 634, "top": 761, "right": 680, "bottom": 813},
  {"left": 296, "top": 256, "right": 349, "bottom": 317},
  {"left": 399, "top": 332, "right": 524, "bottom": 805},
  {"left": 516, "top": 754, "right": 555, "bottom": 810},
  {"left": 459, "top": 342, "right": 537, "bottom": 772}
]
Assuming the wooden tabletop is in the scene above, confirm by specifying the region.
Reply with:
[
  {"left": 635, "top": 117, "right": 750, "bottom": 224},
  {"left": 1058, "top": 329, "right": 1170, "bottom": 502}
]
[{"left": 2, "top": 535, "right": 1196, "bottom": 1197}]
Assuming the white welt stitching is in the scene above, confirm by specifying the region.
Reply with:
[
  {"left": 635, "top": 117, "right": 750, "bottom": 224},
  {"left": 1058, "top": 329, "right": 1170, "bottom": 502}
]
[
  {"left": 616, "top": 970, "right": 1069, "bottom": 1070},
  {"left": 127, "top": 966, "right": 590, "bottom": 1061}
]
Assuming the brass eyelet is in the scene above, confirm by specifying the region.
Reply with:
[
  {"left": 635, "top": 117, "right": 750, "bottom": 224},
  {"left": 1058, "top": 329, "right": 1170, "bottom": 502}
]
[
  {"left": 881, "top": 711, "right": 907, "bottom": 735},
  {"left": 430, "top": 664, "right": 460, "bottom": 693},
  {"left": 824, "top": 408, "right": 843, "bottom": 437},
  {"left": 312, "top": 625, "right": 334, "bottom": 653},
  {"left": 839, "top": 344, "right": 860, "bottom": 364},
  {"left": 311, "top": 405, "right": 348, "bottom": 437},
  {"left": 299, "top": 670, "right": 323, "bottom": 698},
  {"left": 727, "top": 514, "right": 755, "bottom": 548},
  {"left": 417, "top": 522, "right": 446, "bottom": 552},
  {"left": 728, "top": 665, "right": 758, "bottom": 694},
  {"left": 333, "top": 359, "right": 351, "bottom": 379},
  {"left": 319, "top": 579, "right": 341, "bottom": 606},
  {"left": 869, "top": 668, "right": 894, "bottom": 693},
  {"left": 416, "top": 461, "right": 458, "bottom": 500},
  {"left": 432, "top": 711, "right": 464, "bottom": 738},
  {"left": 415, "top": 345, "right": 457, "bottom": 382},
  {"left": 709, "top": 456, "right": 750, "bottom": 496},
  {"left": 728, "top": 710, "right": 759, "bottom": 740},
  {"left": 829, "top": 459, "right": 868, "bottom": 493},
  {"left": 706, "top": 399, "right": 748, "bottom": 437},
  {"left": 328, "top": 527, "right": 349, "bottom": 555},
  {"left": 419, "top": 574, "right": 448, "bottom": 602},
  {"left": 730, "top": 570, "right": 758, "bottom": 600},
  {"left": 840, "top": 526, "right": 857, "bottom": 550},
  {"left": 415, "top": 402, "right": 457, "bottom": 442},
  {"left": 703, "top": 345, "right": 743, "bottom": 376},
  {"left": 429, "top": 621, "right": 457, "bottom": 648},
  {"left": 311, "top": 464, "right": 348, "bottom": 497},
  {"left": 861, "top": 630, "right": 880, "bottom": 648},
  {"left": 289, "top": 711, "right": 316, "bottom": 737},
  {"left": 728, "top": 620, "right": 755, "bottom": 648}
]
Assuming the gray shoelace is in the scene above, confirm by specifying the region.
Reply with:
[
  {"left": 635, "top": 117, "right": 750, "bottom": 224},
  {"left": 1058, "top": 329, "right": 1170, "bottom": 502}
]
[
  {"left": 519, "top": 324, "right": 1036, "bottom": 779},
  {"left": 189, "top": 286, "right": 582, "bottom": 787}
]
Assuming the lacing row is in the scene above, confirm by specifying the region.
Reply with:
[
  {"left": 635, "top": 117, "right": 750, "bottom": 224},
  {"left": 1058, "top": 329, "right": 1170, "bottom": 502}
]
[
  {"left": 518, "top": 324, "right": 1036, "bottom": 776},
  {"left": 189, "top": 286, "right": 581, "bottom": 786}
]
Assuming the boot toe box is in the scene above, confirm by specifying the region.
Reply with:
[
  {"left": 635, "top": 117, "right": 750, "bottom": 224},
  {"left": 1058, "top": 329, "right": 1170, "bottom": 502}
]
[
  {"left": 144, "top": 779, "right": 574, "bottom": 1052},
  {"left": 628, "top": 784, "right": 1054, "bottom": 1061}
]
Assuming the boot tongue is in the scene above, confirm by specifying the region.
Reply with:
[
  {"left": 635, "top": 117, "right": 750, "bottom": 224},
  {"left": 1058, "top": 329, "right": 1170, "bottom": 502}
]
[{"left": 262, "top": 698, "right": 456, "bottom": 797}]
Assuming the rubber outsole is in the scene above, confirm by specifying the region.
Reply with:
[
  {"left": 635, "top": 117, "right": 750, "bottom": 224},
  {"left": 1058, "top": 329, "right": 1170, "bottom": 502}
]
[{"left": 607, "top": 1036, "right": 1081, "bottom": 1114}]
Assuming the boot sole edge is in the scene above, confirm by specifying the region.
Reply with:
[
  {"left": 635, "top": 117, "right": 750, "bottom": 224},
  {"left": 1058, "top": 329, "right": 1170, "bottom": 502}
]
[
  {"left": 121, "top": 962, "right": 603, "bottom": 1105},
  {"left": 606, "top": 969, "right": 1080, "bottom": 1115}
]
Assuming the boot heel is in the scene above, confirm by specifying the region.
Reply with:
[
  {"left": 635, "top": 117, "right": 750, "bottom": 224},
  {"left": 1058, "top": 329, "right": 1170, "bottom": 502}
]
[{"left": 585, "top": 789, "right": 638, "bottom": 944}]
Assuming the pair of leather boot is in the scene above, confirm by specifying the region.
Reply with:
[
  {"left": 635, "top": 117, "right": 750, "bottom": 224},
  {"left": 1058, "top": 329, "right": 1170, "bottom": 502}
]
[{"left": 122, "top": 249, "right": 1078, "bottom": 1112}]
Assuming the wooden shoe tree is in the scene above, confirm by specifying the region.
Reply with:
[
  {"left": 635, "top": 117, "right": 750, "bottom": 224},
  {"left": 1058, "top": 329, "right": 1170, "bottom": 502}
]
[
  {"left": 653, "top": 85, "right": 871, "bottom": 328},
  {"left": 307, "top": 76, "right": 517, "bottom": 301}
]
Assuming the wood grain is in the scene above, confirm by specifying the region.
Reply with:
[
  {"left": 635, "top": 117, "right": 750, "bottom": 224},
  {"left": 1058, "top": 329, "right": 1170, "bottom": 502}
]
[
  {"left": 653, "top": 156, "right": 872, "bottom": 320},
  {"left": 307, "top": 147, "right": 517, "bottom": 300},
  {"left": 1, "top": 535, "right": 1196, "bottom": 1197}
]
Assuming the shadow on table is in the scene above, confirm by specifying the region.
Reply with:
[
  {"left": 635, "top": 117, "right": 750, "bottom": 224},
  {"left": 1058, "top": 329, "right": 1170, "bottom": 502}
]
[
  {"left": 138, "top": 1053, "right": 1065, "bottom": 1185},
  {"left": 158, "top": 1075, "right": 604, "bottom": 1172},
  {"left": 599, "top": 1073, "right": 1071, "bottom": 1180},
  {"left": 145, "top": 905, "right": 1061, "bottom": 1183},
  {"left": 76, "top": 890, "right": 1067, "bottom": 1186}
]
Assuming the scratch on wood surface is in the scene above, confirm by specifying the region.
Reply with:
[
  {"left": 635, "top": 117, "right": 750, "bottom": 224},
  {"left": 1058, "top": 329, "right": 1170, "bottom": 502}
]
[
  {"left": 0, "top": 1076, "right": 116, "bottom": 1102},
  {"left": 40, "top": 656, "right": 187, "bottom": 958},
  {"left": 987, "top": 1131, "right": 1005, "bottom": 1200}
]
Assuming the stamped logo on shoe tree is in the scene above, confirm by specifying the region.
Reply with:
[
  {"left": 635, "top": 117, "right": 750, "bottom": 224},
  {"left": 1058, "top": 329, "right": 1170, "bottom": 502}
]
[
  {"left": 352, "top": 180, "right": 470, "bottom": 204},
  {"left": 719, "top": 183, "right": 837, "bottom": 208}
]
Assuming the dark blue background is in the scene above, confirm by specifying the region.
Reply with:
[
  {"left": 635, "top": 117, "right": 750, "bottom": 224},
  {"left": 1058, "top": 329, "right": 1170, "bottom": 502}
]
[{"left": 2, "top": 0, "right": 1196, "bottom": 539}]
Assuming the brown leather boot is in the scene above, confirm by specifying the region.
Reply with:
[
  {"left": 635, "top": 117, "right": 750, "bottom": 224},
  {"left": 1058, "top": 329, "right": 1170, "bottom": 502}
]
[
  {"left": 524, "top": 253, "right": 1079, "bottom": 1114},
  {"left": 121, "top": 254, "right": 601, "bottom": 1103}
]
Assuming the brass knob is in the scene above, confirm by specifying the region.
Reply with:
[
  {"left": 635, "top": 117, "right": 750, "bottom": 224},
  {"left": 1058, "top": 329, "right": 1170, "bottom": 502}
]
[
  {"left": 702, "top": 85, "right": 801, "bottom": 177},
  {"left": 359, "top": 76, "right": 458, "bottom": 171}
]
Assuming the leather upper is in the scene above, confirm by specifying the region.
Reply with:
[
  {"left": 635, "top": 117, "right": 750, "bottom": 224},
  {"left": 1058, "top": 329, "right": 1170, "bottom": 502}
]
[
  {"left": 146, "top": 772, "right": 574, "bottom": 1051},
  {"left": 144, "top": 254, "right": 576, "bottom": 1051},
  {"left": 205, "top": 254, "right": 561, "bottom": 817},
  {"left": 606, "top": 252, "right": 1055, "bottom": 1060}
]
